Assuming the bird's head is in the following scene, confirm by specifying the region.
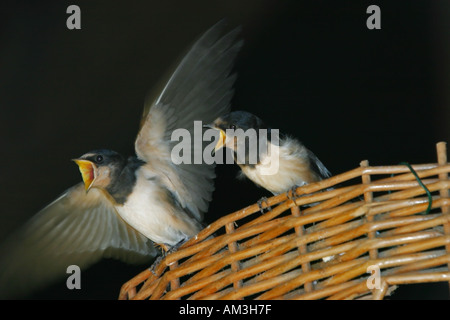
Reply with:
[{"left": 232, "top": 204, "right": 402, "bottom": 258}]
[
  {"left": 205, "top": 111, "right": 267, "bottom": 152},
  {"left": 73, "top": 149, "right": 125, "bottom": 191}
]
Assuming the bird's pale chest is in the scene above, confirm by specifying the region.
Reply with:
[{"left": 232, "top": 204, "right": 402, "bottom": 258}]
[{"left": 114, "top": 168, "right": 201, "bottom": 246}]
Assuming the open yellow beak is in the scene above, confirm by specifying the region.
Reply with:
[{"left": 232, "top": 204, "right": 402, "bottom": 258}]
[
  {"left": 204, "top": 124, "right": 227, "bottom": 153},
  {"left": 73, "top": 159, "right": 96, "bottom": 191},
  {"left": 215, "top": 129, "right": 227, "bottom": 152}
]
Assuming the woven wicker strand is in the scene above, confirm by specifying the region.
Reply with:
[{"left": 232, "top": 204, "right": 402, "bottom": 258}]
[{"left": 119, "top": 142, "right": 450, "bottom": 300}]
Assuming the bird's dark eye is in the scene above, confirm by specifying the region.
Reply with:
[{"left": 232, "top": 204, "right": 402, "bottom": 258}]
[
  {"left": 230, "top": 124, "right": 236, "bottom": 130},
  {"left": 96, "top": 155, "right": 103, "bottom": 163}
]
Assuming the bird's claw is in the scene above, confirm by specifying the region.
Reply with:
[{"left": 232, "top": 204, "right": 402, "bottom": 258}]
[
  {"left": 149, "top": 238, "right": 188, "bottom": 276},
  {"left": 257, "top": 197, "right": 272, "bottom": 214},
  {"left": 149, "top": 255, "right": 163, "bottom": 276},
  {"left": 286, "top": 185, "right": 300, "bottom": 205}
]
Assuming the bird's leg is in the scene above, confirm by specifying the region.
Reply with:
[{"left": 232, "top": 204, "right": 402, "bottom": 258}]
[
  {"left": 153, "top": 242, "right": 170, "bottom": 252},
  {"left": 149, "top": 239, "right": 187, "bottom": 276},
  {"left": 149, "top": 243, "right": 170, "bottom": 276},
  {"left": 257, "top": 196, "right": 272, "bottom": 214},
  {"left": 286, "top": 185, "right": 300, "bottom": 206}
]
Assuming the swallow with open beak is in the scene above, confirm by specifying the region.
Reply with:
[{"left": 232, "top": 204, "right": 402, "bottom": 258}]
[
  {"left": 0, "top": 22, "right": 242, "bottom": 298},
  {"left": 207, "top": 111, "right": 331, "bottom": 195}
]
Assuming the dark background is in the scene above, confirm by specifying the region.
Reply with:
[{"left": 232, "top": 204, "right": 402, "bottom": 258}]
[{"left": 0, "top": 0, "right": 449, "bottom": 299}]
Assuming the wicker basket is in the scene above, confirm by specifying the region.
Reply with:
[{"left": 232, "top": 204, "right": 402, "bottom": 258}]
[{"left": 119, "top": 142, "right": 450, "bottom": 300}]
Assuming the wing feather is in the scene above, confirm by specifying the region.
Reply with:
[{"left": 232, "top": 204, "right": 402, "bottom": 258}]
[
  {"left": 135, "top": 21, "right": 242, "bottom": 221},
  {"left": 0, "top": 183, "right": 155, "bottom": 298}
]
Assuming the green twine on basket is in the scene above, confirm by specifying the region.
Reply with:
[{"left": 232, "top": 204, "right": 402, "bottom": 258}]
[{"left": 399, "top": 162, "right": 432, "bottom": 215}]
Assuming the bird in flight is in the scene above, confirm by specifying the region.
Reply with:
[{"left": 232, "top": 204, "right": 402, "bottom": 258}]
[{"left": 0, "top": 21, "right": 242, "bottom": 298}]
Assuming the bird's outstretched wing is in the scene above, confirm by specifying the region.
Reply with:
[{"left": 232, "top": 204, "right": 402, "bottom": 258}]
[
  {"left": 0, "top": 183, "right": 155, "bottom": 299},
  {"left": 135, "top": 21, "right": 243, "bottom": 221}
]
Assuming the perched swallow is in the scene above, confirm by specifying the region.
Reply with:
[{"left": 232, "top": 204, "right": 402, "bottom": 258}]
[
  {"left": 0, "top": 22, "right": 242, "bottom": 298},
  {"left": 208, "top": 111, "right": 331, "bottom": 195}
]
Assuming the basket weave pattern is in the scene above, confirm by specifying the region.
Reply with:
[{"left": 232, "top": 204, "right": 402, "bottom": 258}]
[{"left": 119, "top": 142, "right": 450, "bottom": 300}]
